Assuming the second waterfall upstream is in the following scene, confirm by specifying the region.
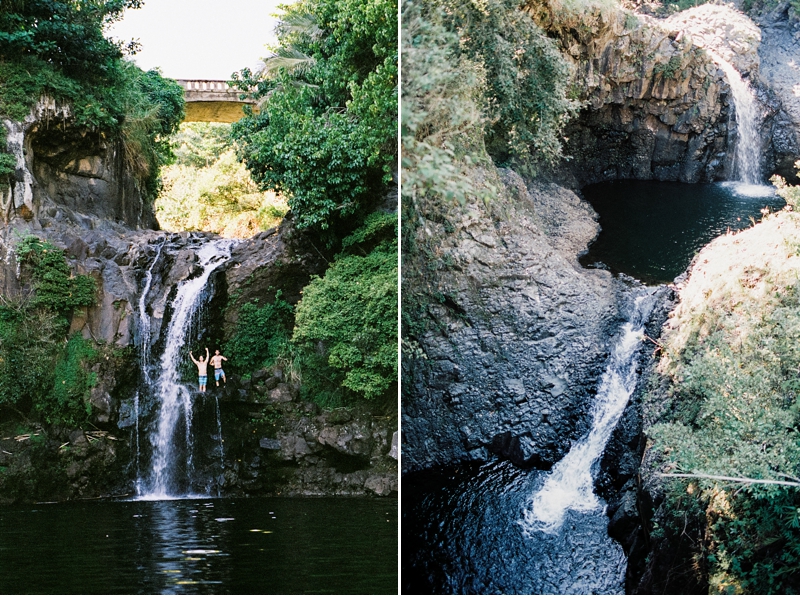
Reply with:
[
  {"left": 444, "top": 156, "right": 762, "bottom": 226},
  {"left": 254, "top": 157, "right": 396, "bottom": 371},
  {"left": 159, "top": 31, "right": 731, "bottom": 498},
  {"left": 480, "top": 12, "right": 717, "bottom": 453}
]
[{"left": 138, "top": 238, "right": 237, "bottom": 500}]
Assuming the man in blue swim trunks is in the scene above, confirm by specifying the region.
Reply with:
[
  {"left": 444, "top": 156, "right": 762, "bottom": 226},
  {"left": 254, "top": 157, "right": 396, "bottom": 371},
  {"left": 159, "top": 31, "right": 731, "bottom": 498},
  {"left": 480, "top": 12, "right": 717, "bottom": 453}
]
[
  {"left": 210, "top": 349, "right": 228, "bottom": 386},
  {"left": 189, "top": 347, "right": 210, "bottom": 392}
]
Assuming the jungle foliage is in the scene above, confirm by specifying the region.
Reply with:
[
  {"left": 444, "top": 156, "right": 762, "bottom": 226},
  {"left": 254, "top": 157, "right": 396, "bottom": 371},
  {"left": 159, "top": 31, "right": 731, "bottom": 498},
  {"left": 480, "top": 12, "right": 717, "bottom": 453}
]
[
  {"left": 401, "top": 0, "right": 580, "bottom": 208},
  {"left": 224, "top": 291, "right": 294, "bottom": 374},
  {"left": 647, "top": 173, "right": 800, "bottom": 593},
  {"left": 0, "top": 0, "right": 184, "bottom": 204},
  {"left": 292, "top": 213, "right": 398, "bottom": 405},
  {"left": 223, "top": 214, "right": 397, "bottom": 408},
  {"left": 230, "top": 0, "right": 397, "bottom": 231},
  {"left": 0, "top": 0, "right": 141, "bottom": 80},
  {"left": 221, "top": 0, "right": 397, "bottom": 411},
  {"left": 0, "top": 236, "right": 100, "bottom": 426},
  {"left": 156, "top": 123, "right": 288, "bottom": 237}
]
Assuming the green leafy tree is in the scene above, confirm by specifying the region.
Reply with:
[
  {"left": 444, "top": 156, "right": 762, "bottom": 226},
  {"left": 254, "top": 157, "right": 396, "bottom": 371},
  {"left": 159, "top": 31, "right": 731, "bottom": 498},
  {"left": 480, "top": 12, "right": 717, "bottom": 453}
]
[
  {"left": 230, "top": 0, "right": 397, "bottom": 230},
  {"left": 0, "top": 0, "right": 142, "bottom": 80},
  {"left": 292, "top": 214, "right": 397, "bottom": 404}
]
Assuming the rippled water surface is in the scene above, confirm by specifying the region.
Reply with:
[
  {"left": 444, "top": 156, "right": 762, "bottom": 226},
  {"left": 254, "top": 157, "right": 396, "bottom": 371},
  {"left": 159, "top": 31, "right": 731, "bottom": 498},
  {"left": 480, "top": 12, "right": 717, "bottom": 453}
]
[
  {"left": 402, "top": 461, "right": 625, "bottom": 594},
  {"left": 581, "top": 180, "right": 784, "bottom": 283},
  {"left": 0, "top": 497, "right": 397, "bottom": 594}
]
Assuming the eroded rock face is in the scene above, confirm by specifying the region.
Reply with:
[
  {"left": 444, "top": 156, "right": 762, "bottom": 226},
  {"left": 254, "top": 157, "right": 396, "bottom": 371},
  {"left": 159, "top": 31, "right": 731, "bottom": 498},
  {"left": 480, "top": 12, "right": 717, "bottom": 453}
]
[
  {"left": 535, "top": 1, "right": 800, "bottom": 186},
  {"left": 757, "top": 4, "right": 800, "bottom": 182},
  {"left": 2, "top": 100, "right": 156, "bottom": 230},
  {"left": 402, "top": 168, "right": 623, "bottom": 474},
  {"left": 530, "top": 6, "right": 732, "bottom": 185},
  {"left": 663, "top": 4, "right": 761, "bottom": 76},
  {"left": 217, "top": 374, "right": 397, "bottom": 497}
]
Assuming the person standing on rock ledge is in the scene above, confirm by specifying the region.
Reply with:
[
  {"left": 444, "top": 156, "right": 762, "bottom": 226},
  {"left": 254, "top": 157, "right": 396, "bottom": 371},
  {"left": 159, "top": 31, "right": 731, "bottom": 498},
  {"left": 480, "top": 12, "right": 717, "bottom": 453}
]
[
  {"left": 210, "top": 349, "right": 228, "bottom": 386},
  {"left": 190, "top": 347, "right": 210, "bottom": 392}
]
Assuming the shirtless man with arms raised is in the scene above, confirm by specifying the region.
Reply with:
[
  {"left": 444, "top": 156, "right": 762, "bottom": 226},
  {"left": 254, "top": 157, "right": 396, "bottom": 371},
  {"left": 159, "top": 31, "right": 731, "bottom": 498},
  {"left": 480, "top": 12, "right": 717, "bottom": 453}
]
[
  {"left": 210, "top": 349, "right": 228, "bottom": 386},
  {"left": 190, "top": 347, "right": 210, "bottom": 392}
]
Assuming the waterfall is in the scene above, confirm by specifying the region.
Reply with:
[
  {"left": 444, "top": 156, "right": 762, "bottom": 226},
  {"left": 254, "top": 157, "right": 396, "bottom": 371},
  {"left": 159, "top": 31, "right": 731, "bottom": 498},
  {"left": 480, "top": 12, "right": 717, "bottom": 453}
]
[
  {"left": 139, "top": 238, "right": 236, "bottom": 499},
  {"left": 133, "top": 391, "right": 142, "bottom": 495},
  {"left": 711, "top": 53, "right": 764, "bottom": 188},
  {"left": 138, "top": 239, "right": 165, "bottom": 384},
  {"left": 520, "top": 290, "right": 656, "bottom": 535},
  {"left": 214, "top": 395, "right": 225, "bottom": 494}
]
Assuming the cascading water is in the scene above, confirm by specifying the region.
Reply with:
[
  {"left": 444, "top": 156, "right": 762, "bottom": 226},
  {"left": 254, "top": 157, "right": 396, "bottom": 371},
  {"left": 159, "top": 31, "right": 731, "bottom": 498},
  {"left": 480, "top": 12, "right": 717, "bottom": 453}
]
[
  {"left": 132, "top": 239, "right": 165, "bottom": 493},
  {"left": 405, "top": 288, "right": 659, "bottom": 594},
  {"left": 521, "top": 289, "right": 657, "bottom": 535},
  {"left": 138, "top": 238, "right": 236, "bottom": 500},
  {"left": 710, "top": 53, "right": 771, "bottom": 196},
  {"left": 138, "top": 239, "right": 165, "bottom": 383}
]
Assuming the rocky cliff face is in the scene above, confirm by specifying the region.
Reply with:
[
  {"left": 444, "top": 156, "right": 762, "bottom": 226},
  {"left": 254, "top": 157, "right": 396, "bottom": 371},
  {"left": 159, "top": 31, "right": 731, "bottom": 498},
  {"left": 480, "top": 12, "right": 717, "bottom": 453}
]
[
  {"left": 757, "top": 3, "right": 800, "bottom": 182},
  {"left": 524, "top": 2, "right": 797, "bottom": 186},
  {"left": 2, "top": 100, "right": 156, "bottom": 230},
  {"left": 402, "top": 167, "right": 623, "bottom": 474},
  {"left": 215, "top": 369, "right": 398, "bottom": 497},
  {"left": 527, "top": 3, "right": 732, "bottom": 185}
]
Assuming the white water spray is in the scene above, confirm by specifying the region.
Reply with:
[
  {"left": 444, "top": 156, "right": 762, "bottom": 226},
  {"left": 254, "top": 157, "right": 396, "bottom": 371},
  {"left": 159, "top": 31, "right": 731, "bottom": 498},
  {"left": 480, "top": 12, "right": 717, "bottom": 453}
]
[
  {"left": 520, "top": 292, "right": 655, "bottom": 535},
  {"left": 710, "top": 53, "right": 763, "bottom": 188},
  {"left": 139, "top": 239, "right": 235, "bottom": 499},
  {"left": 138, "top": 239, "right": 165, "bottom": 384}
]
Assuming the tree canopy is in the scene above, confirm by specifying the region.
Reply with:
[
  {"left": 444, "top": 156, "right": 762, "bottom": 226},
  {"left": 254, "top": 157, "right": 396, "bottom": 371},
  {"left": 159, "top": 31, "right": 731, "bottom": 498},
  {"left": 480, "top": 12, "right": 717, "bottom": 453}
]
[
  {"left": 0, "top": 0, "right": 142, "bottom": 80},
  {"left": 230, "top": 0, "right": 397, "bottom": 230}
]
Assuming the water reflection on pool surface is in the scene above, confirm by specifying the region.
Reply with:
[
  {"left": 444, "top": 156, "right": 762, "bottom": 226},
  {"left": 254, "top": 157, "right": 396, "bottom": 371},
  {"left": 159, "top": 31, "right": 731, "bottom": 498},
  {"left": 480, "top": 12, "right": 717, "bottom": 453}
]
[{"left": 0, "top": 496, "right": 397, "bottom": 594}]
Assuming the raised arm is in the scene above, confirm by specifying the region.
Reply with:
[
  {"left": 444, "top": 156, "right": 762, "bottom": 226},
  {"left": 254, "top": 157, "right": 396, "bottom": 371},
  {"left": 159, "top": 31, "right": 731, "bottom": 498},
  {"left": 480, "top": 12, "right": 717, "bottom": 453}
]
[
  {"left": 189, "top": 351, "right": 199, "bottom": 365},
  {"left": 205, "top": 347, "right": 210, "bottom": 360}
]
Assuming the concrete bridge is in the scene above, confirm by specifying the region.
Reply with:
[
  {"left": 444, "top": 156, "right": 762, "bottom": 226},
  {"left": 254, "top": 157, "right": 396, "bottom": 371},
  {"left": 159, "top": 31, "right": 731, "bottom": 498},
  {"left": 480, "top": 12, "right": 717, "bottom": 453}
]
[{"left": 177, "top": 79, "right": 258, "bottom": 123}]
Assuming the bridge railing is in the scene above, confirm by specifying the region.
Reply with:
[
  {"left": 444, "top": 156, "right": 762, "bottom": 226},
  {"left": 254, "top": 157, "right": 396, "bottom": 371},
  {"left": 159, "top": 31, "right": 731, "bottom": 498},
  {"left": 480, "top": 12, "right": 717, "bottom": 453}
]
[{"left": 176, "top": 79, "right": 234, "bottom": 92}]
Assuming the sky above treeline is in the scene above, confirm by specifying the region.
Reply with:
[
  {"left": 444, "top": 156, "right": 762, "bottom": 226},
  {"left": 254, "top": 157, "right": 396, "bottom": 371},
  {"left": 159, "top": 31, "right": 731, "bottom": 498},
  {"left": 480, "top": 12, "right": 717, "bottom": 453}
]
[{"left": 108, "top": 0, "right": 286, "bottom": 80}]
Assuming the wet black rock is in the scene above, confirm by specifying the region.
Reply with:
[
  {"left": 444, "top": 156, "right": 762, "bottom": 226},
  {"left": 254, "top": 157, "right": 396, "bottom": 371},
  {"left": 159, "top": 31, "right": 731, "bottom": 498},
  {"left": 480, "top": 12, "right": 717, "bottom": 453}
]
[{"left": 402, "top": 171, "right": 623, "bottom": 474}]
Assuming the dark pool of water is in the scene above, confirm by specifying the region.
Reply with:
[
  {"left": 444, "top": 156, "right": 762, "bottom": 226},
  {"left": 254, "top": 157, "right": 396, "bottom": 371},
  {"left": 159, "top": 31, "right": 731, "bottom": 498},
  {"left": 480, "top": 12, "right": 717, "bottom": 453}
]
[
  {"left": 580, "top": 180, "right": 784, "bottom": 284},
  {"left": 402, "top": 460, "right": 625, "bottom": 594},
  {"left": 0, "top": 496, "right": 397, "bottom": 594}
]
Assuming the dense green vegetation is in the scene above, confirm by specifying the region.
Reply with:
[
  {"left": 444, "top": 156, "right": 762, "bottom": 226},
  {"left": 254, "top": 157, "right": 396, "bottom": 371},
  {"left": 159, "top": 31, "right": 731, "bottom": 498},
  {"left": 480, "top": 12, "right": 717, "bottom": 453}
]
[
  {"left": 401, "top": 0, "right": 580, "bottom": 208},
  {"left": 156, "top": 123, "right": 288, "bottom": 237},
  {"left": 292, "top": 213, "right": 397, "bottom": 404},
  {"left": 16, "top": 236, "right": 96, "bottom": 315},
  {"left": 224, "top": 214, "right": 398, "bottom": 408},
  {"left": 224, "top": 292, "right": 294, "bottom": 374},
  {"left": 0, "top": 237, "right": 100, "bottom": 426},
  {"left": 0, "top": 0, "right": 184, "bottom": 204},
  {"left": 230, "top": 0, "right": 397, "bottom": 231},
  {"left": 0, "top": 0, "right": 141, "bottom": 79},
  {"left": 0, "top": 126, "right": 15, "bottom": 179},
  {"left": 646, "top": 171, "right": 800, "bottom": 593},
  {"left": 220, "top": 0, "right": 398, "bottom": 410}
]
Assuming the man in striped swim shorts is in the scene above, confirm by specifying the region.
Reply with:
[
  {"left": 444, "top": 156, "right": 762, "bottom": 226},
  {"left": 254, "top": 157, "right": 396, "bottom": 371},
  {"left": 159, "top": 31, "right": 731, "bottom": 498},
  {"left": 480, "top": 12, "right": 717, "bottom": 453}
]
[{"left": 190, "top": 347, "right": 210, "bottom": 392}]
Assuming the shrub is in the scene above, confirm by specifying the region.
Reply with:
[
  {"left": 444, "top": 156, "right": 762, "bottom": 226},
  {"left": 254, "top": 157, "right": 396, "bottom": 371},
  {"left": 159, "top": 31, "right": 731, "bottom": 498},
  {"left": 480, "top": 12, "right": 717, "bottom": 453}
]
[
  {"left": 0, "top": 300, "right": 64, "bottom": 415},
  {"left": 42, "top": 334, "right": 98, "bottom": 426},
  {"left": 400, "top": 0, "right": 489, "bottom": 206},
  {"left": 292, "top": 225, "right": 397, "bottom": 404},
  {"left": 224, "top": 292, "right": 295, "bottom": 373},
  {"left": 16, "top": 236, "right": 96, "bottom": 314}
]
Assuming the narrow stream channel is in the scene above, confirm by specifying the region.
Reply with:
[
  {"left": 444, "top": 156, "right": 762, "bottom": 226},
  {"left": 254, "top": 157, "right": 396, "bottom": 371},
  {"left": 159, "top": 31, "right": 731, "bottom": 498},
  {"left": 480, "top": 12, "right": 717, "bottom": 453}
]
[{"left": 403, "top": 178, "right": 784, "bottom": 592}]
